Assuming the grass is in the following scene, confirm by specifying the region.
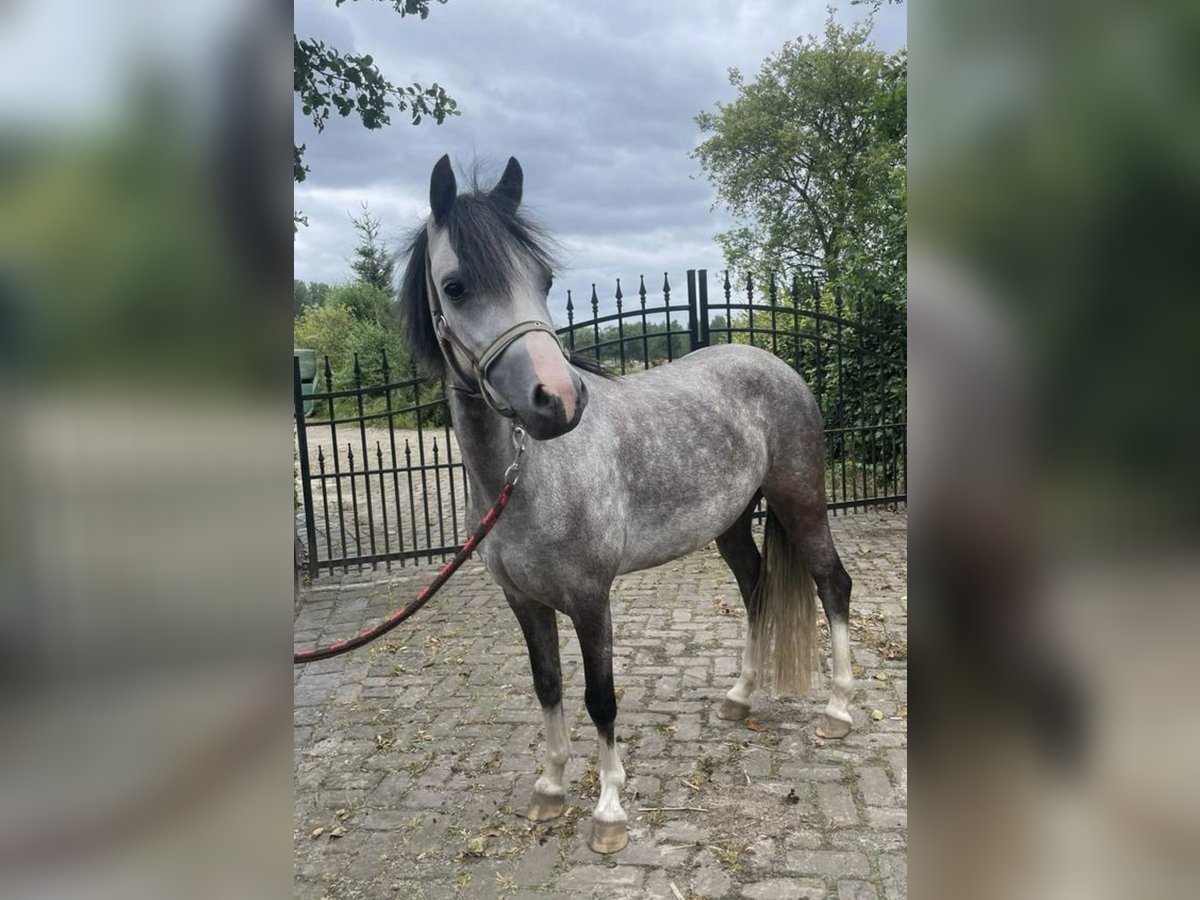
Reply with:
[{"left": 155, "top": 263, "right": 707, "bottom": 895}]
[
  {"left": 494, "top": 871, "right": 517, "bottom": 894},
  {"left": 686, "top": 755, "right": 715, "bottom": 789},
  {"left": 711, "top": 839, "right": 749, "bottom": 873},
  {"left": 406, "top": 752, "right": 434, "bottom": 777},
  {"left": 578, "top": 761, "right": 600, "bottom": 799},
  {"left": 401, "top": 816, "right": 422, "bottom": 841}
]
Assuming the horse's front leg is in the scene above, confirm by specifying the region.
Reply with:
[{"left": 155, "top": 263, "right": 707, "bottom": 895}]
[
  {"left": 570, "top": 597, "right": 628, "bottom": 854},
  {"left": 506, "top": 592, "right": 569, "bottom": 822}
]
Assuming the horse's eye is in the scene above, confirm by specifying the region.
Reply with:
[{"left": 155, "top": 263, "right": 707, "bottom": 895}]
[{"left": 443, "top": 280, "right": 465, "bottom": 301}]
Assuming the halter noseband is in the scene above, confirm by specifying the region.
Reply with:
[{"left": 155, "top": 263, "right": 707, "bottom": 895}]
[{"left": 425, "top": 245, "right": 570, "bottom": 417}]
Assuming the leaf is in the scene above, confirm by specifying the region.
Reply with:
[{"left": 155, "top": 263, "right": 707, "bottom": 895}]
[
  {"left": 311, "top": 827, "right": 325, "bottom": 839},
  {"left": 329, "top": 826, "right": 347, "bottom": 838},
  {"left": 870, "top": 709, "right": 884, "bottom": 721},
  {"left": 745, "top": 718, "right": 767, "bottom": 732},
  {"left": 466, "top": 836, "right": 487, "bottom": 856}
]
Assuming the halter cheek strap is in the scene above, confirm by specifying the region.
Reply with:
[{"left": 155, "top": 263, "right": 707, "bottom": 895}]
[{"left": 425, "top": 246, "right": 570, "bottom": 417}]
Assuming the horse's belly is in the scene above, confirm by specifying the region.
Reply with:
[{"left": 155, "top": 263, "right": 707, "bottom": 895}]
[{"left": 616, "top": 487, "right": 755, "bottom": 575}]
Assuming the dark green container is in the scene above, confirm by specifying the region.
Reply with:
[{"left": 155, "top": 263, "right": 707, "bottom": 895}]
[{"left": 294, "top": 348, "right": 317, "bottom": 416}]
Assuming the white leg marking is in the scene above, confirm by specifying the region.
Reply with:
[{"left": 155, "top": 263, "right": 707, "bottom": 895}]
[
  {"left": 824, "top": 620, "right": 854, "bottom": 727},
  {"left": 533, "top": 704, "right": 568, "bottom": 797},
  {"left": 726, "top": 625, "right": 757, "bottom": 706},
  {"left": 592, "top": 735, "right": 626, "bottom": 824}
]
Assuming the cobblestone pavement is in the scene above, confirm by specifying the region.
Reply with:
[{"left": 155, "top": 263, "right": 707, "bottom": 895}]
[{"left": 295, "top": 510, "right": 907, "bottom": 900}]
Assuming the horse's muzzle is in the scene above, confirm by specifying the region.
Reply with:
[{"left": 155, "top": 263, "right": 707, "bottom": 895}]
[
  {"left": 487, "top": 331, "right": 587, "bottom": 439},
  {"left": 521, "top": 374, "right": 587, "bottom": 440}
]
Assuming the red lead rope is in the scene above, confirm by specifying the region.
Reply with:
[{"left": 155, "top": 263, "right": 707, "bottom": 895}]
[{"left": 294, "top": 480, "right": 515, "bottom": 664}]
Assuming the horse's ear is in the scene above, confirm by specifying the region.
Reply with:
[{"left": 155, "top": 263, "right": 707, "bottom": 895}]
[
  {"left": 429, "top": 154, "right": 456, "bottom": 224},
  {"left": 491, "top": 156, "right": 523, "bottom": 210}
]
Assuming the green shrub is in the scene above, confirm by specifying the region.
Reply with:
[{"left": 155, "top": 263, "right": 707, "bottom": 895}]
[{"left": 294, "top": 301, "right": 423, "bottom": 423}]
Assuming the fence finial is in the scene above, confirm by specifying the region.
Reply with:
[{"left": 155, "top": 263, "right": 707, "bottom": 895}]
[
  {"left": 615, "top": 277, "right": 623, "bottom": 311},
  {"left": 638, "top": 274, "right": 647, "bottom": 307}
]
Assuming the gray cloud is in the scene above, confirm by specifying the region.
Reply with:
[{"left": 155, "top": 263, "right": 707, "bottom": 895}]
[{"left": 294, "top": 0, "right": 905, "bottom": 315}]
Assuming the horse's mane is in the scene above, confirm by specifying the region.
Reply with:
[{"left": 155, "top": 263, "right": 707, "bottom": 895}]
[
  {"left": 568, "top": 354, "right": 614, "bottom": 378},
  {"left": 398, "top": 168, "right": 617, "bottom": 379}
]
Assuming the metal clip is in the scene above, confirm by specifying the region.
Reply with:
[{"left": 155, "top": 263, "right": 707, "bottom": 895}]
[{"left": 504, "top": 424, "right": 527, "bottom": 485}]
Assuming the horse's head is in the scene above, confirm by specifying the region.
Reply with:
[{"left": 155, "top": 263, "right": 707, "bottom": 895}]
[{"left": 399, "top": 155, "right": 587, "bottom": 440}]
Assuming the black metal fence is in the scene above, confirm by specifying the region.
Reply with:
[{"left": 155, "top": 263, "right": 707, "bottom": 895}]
[{"left": 294, "top": 268, "right": 906, "bottom": 578}]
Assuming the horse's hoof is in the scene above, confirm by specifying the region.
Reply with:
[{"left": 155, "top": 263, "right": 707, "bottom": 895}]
[
  {"left": 816, "top": 713, "right": 852, "bottom": 739},
  {"left": 717, "top": 698, "right": 751, "bottom": 721},
  {"left": 588, "top": 819, "right": 629, "bottom": 854},
  {"left": 526, "top": 791, "right": 565, "bottom": 822}
]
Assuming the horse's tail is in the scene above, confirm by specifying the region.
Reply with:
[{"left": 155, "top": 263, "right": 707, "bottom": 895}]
[{"left": 750, "top": 507, "right": 819, "bottom": 696}]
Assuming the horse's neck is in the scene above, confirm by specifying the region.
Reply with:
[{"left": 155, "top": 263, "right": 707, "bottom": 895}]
[{"left": 449, "top": 391, "right": 513, "bottom": 500}]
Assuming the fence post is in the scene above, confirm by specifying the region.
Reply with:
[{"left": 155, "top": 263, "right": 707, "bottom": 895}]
[
  {"left": 293, "top": 355, "right": 319, "bottom": 580},
  {"left": 686, "top": 269, "right": 699, "bottom": 353},
  {"left": 697, "top": 269, "right": 710, "bottom": 348}
]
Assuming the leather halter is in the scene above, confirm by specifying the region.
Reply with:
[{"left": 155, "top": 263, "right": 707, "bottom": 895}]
[{"left": 424, "top": 243, "right": 569, "bottom": 417}]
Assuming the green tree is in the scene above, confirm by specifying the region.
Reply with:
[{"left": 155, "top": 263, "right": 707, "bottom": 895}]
[
  {"left": 692, "top": 15, "right": 906, "bottom": 305},
  {"left": 349, "top": 203, "right": 396, "bottom": 293},
  {"left": 294, "top": 0, "right": 458, "bottom": 227},
  {"left": 326, "top": 281, "right": 392, "bottom": 328},
  {"left": 294, "top": 279, "right": 332, "bottom": 319}
]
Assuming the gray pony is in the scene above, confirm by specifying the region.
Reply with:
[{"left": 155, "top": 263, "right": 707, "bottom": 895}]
[{"left": 398, "top": 156, "right": 854, "bottom": 854}]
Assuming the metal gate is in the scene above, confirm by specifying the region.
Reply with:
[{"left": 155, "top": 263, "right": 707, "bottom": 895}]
[{"left": 294, "top": 269, "right": 905, "bottom": 578}]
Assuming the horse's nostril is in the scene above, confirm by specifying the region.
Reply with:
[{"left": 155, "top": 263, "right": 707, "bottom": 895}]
[{"left": 532, "top": 384, "right": 552, "bottom": 408}]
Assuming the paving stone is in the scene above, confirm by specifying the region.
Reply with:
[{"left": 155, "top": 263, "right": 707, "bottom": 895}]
[
  {"left": 865, "top": 806, "right": 907, "bottom": 829},
  {"left": 856, "top": 767, "right": 895, "bottom": 807},
  {"left": 657, "top": 820, "right": 708, "bottom": 844},
  {"left": 741, "top": 877, "right": 827, "bottom": 899},
  {"left": 554, "top": 863, "right": 645, "bottom": 894},
  {"left": 815, "top": 783, "right": 860, "bottom": 827},
  {"left": 837, "top": 881, "right": 879, "bottom": 900},
  {"left": 784, "top": 849, "right": 871, "bottom": 878},
  {"left": 643, "top": 870, "right": 692, "bottom": 899},
  {"left": 878, "top": 851, "right": 907, "bottom": 900},
  {"left": 513, "top": 838, "right": 558, "bottom": 886},
  {"left": 692, "top": 864, "right": 734, "bottom": 897}
]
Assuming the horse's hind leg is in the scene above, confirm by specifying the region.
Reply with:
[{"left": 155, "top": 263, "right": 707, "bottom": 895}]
[
  {"left": 812, "top": 542, "right": 855, "bottom": 739},
  {"left": 715, "top": 495, "right": 762, "bottom": 721},
  {"left": 763, "top": 494, "right": 855, "bottom": 739},
  {"left": 505, "top": 591, "right": 569, "bottom": 821}
]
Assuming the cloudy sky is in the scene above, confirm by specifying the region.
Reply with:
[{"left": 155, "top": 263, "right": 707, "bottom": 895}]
[{"left": 294, "top": 0, "right": 905, "bottom": 315}]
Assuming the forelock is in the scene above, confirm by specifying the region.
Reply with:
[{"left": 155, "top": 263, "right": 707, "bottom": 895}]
[{"left": 438, "top": 190, "right": 560, "bottom": 296}]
